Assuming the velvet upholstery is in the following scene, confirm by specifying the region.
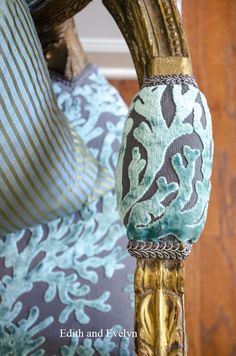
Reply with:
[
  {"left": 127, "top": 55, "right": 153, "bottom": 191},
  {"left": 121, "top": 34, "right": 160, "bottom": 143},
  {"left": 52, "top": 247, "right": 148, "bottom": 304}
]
[{"left": 116, "top": 80, "right": 213, "bottom": 244}]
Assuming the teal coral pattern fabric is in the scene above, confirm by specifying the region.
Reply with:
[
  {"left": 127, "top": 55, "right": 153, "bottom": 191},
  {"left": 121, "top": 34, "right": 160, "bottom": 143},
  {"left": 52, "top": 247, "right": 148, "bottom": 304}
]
[
  {"left": 0, "top": 0, "right": 111, "bottom": 234},
  {"left": 116, "top": 84, "right": 213, "bottom": 244},
  {"left": 52, "top": 65, "right": 126, "bottom": 177},
  {"left": 0, "top": 66, "right": 135, "bottom": 355}
]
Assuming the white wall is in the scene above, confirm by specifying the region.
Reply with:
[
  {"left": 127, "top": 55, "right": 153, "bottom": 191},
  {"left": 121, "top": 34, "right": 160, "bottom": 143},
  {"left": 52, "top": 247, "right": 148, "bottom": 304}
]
[{"left": 75, "top": 0, "right": 182, "bottom": 79}]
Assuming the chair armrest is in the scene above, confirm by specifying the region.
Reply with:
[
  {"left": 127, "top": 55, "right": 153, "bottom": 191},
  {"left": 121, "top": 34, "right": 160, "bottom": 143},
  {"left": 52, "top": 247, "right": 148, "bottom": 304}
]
[{"left": 102, "top": 0, "right": 192, "bottom": 85}]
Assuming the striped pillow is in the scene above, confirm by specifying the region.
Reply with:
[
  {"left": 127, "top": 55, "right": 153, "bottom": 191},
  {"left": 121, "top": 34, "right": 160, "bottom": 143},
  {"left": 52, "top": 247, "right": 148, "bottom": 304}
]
[{"left": 0, "top": 0, "right": 112, "bottom": 234}]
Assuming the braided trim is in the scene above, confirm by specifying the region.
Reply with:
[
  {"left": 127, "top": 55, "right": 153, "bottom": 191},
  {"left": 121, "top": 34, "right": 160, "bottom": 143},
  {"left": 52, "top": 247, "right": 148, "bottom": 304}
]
[
  {"left": 127, "top": 240, "right": 192, "bottom": 260},
  {"left": 142, "top": 74, "right": 198, "bottom": 88}
]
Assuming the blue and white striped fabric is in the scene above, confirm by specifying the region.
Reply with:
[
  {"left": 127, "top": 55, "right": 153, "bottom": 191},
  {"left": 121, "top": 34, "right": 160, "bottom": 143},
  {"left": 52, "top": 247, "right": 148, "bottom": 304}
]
[{"left": 0, "top": 0, "right": 112, "bottom": 234}]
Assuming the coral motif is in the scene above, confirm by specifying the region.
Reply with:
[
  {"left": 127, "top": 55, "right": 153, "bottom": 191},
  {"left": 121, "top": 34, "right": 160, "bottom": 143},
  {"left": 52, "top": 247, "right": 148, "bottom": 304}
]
[
  {"left": 0, "top": 191, "right": 127, "bottom": 326},
  {"left": 0, "top": 67, "right": 134, "bottom": 355},
  {"left": 124, "top": 274, "right": 135, "bottom": 309},
  {"left": 116, "top": 84, "right": 213, "bottom": 243},
  {"left": 53, "top": 66, "right": 127, "bottom": 176},
  {"left": 0, "top": 307, "right": 52, "bottom": 356}
]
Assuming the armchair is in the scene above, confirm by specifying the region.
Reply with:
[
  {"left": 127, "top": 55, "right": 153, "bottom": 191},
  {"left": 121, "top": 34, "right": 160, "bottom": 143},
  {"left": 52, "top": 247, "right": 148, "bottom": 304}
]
[{"left": 0, "top": 1, "right": 213, "bottom": 355}]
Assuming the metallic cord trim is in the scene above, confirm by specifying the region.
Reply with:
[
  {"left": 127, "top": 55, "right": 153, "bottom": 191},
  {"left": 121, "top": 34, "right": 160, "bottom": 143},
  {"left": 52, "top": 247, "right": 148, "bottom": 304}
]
[
  {"left": 142, "top": 74, "right": 198, "bottom": 88},
  {"left": 127, "top": 240, "right": 192, "bottom": 260}
]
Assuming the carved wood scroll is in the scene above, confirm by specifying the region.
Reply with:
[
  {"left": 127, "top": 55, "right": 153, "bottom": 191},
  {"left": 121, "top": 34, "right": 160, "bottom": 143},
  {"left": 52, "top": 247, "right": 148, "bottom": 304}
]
[{"left": 135, "top": 259, "right": 187, "bottom": 356}]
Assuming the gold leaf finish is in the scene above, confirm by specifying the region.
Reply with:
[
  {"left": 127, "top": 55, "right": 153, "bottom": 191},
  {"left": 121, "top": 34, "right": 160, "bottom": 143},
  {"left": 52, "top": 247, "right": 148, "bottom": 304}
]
[
  {"left": 134, "top": 259, "right": 187, "bottom": 355},
  {"left": 102, "top": 0, "right": 192, "bottom": 85},
  {"left": 147, "top": 57, "right": 192, "bottom": 77}
]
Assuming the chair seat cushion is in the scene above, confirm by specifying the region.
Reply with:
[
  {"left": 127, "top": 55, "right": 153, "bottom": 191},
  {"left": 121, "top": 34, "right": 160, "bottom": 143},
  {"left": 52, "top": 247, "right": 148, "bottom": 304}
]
[{"left": 0, "top": 65, "right": 135, "bottom": 355}]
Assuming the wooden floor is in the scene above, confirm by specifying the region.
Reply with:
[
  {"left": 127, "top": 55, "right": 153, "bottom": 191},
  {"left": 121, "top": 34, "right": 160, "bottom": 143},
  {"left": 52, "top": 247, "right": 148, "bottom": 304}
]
[{"left": 110, "top": 1, "right": 236, "bottom": 354}]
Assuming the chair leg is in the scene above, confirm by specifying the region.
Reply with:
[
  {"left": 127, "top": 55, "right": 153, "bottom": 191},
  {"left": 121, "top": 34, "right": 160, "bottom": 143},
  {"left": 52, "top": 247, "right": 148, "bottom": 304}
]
[{"left": 134, "top": 258, "right": 187, "bottom": 356}]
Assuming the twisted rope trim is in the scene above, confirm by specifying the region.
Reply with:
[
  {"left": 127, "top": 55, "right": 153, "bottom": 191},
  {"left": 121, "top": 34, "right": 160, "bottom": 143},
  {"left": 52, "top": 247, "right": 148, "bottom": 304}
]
[
  {"left": 142, "top": 75, "right": 198, "bottom": 88},
  {"left": 127, "top": 240, "right": 192, "bottom": 260}
]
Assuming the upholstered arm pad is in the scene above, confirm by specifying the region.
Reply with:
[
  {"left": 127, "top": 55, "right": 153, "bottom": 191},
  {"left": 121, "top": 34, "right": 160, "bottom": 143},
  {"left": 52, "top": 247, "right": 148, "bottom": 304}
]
[{"left": 115, "top": 75, "right": 213, "bottom": 245}]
